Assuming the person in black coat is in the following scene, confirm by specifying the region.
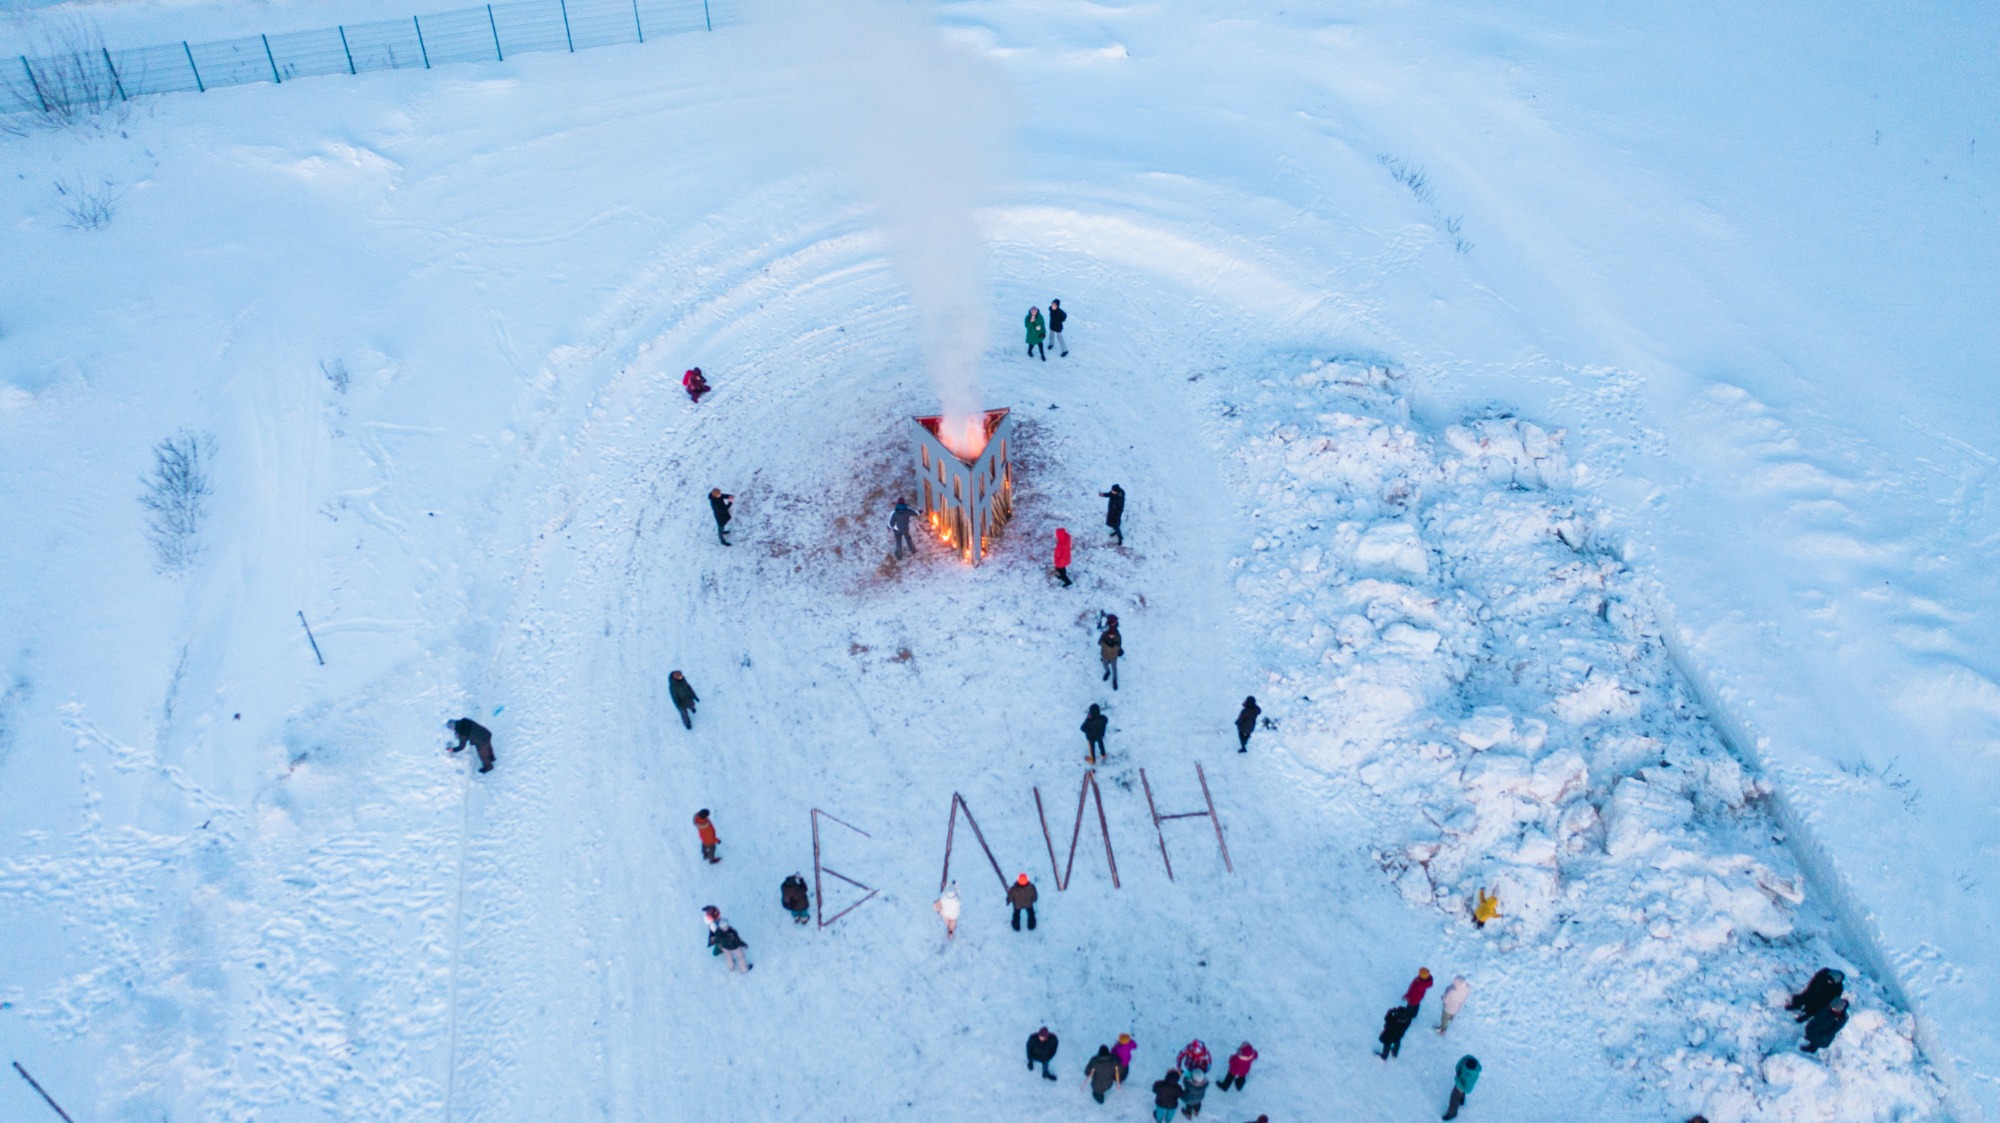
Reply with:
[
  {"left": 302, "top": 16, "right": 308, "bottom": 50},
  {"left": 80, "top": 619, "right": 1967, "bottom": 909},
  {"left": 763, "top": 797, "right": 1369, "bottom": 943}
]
[
  {"left": 890, "top": 499, "right": 916, "bottom": 558},
  {"left": 1378, "top": 1004, "right": 1416, "bottom": 1059},
  {"left": 669, "top": 671, "right": 699, "bottom": 729},
  {"left": 447, "top": 717, "right": 495, "bottom": 773},
  {"left": 1009, "top": 874, "right": 1040, "bottom": 931},
  {"left": 1085, "top": 1045, "right": 1119, "bottom": 1103},
  {"left": 708, "top": 488, "right": 734, "bottom": 546},
  {"left": 780, "top": 874, "right": 811, "bottom": 924},
  {"left": 1048, "top": 299, "right": 1069, "bottom": 356},
  {"left": 1151, "top": 1071, "right": 1183, "bottom": 1120},
  {"left": 1099, "top": 485, "right": 1125, "bottom": 544},
  {"left": 1801, "top": 999, "right": 1849, "bottom": 1053},
  {"left": 1234, "top": 697, "right": 1261, "bottom": 752},
  {"left": 1787, "top": 967, "right": 1845, "bottom": 1022},
  {"left": 1081, "top": 704, "right": 1109, "bottom": 764},
  {"left": 1026, "top": 1027, "right": 1059, "bottom": 1079}
]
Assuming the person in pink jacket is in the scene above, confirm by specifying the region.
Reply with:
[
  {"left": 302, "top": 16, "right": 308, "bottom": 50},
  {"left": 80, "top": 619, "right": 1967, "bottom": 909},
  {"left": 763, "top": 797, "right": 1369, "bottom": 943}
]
[
  {"left": 1111, "top": 1033, "right": 1137, "bottom": 1083},
  {"left": 1054, "top": 528, "right": 1073, "bottom": 587},
  {"left": 1216, "top": 1042, "right": 1257, "bottom": 1091},
  {"left": 1437, "top": 975, "right": 1471, "bottom": 1034}
]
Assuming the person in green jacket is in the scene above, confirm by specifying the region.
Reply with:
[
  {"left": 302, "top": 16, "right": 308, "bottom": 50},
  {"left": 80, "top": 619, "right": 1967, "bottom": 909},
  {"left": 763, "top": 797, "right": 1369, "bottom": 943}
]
[
  {"left": 1025, "top": 305, "right": 1047, "bottom": 361},
  {"left": 1443, "top": 1055, "right": 1480, "bottom": 1119}
]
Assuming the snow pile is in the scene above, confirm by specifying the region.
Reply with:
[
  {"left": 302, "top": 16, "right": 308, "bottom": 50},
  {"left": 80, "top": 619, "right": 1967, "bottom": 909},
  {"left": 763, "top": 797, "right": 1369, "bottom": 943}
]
[{"left": 1224, "top": 358, "right": 1943, "bottom": 1122}]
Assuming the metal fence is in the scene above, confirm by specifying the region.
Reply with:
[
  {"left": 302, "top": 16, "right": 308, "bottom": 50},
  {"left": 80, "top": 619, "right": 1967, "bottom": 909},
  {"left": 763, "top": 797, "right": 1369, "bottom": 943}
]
[{"left": 3, "top": 0, "right": 734, "bottom": 117}]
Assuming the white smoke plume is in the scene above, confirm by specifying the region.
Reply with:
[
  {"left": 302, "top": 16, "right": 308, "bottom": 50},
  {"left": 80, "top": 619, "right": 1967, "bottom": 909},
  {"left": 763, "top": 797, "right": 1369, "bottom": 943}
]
[{"left": 761, "top": 0, "right": 1012, "bottom": 457}]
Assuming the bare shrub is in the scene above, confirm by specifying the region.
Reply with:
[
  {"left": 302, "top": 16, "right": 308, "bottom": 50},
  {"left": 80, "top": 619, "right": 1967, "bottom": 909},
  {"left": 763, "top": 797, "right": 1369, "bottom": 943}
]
[
  {"left": 140, "top": 430, "right": 215, "bottom": 572},
  {"left": 320, "top": 358, "right": 350, "bottom": 394},
  {"left": 54, "top": 175, "right": 122, "bottom": 229},
  {"left": 4, "top": 18, "right": 124, "bottom": 129}
]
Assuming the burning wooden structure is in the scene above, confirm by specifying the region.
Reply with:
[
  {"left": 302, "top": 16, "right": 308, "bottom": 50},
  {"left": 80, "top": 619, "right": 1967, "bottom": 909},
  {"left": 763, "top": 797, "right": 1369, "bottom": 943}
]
[{"left": 912, "top": 408, "right": 1016, "bottom": 565}]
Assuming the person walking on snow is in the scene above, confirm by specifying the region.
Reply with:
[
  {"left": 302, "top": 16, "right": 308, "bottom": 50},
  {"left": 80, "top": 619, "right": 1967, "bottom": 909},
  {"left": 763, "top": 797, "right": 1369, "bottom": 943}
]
[
  {"left": 1151, "top": 1071, "right": 1183, "bottom": 1123},
  {"left": 1048, "top": 299, "right": 1069, "bottom": 356},
  {"left": 1442, "top": 1055, "right": 1480, "bottom": 1119},
  {"left": 934, "top": 882, "right": 962, "bottom": 939},
  {"left": 1234, "top": 697, "right": 1261, "bottom": 752},
  {"left": 447, "top": 717, "right": 496, "bottom": 773},
  {"left": 1054, "top": 527, "right": 1074, "bottom": 587},
  {"left": 1008, "top": 872, "right": 1039, "bottom": 931},
  {"left": 1179, "top": 1067, "right": 1209, "bottom": 1118},
  {"left": 1438, "top": 975, "right": 1471, "bottom": 1034},
  {"left": 1404, "top": 967, "right": 1434, "bottom": 1011},
  {"left": 682, "top": 367, "right": 709, "bottom": 403},
  {"left": 780, "top": 874, "right": 811, "bottom": 924},
  {"left": 693, "top": 809, "right": 722, "bottom": 864},
  {"left": 706, "top": 912, "right": 752, "bottom": 972},
  {"left": 1473, "top": 887, "right": 1500, "bottom": 928},
  {"left": 708, "top": 487, "right": 734, "bottom": 546},
  {"left": 1788, "top": 967, "right": 1845, "bottom": 1022},
  {"left": 1175, "top": 1040, "right": 1211, "bottom": 1075},
  {"left": 669, "top": 670, "right": 699, "bottom": 729},
  {"left": 1099, "top": 617, "right": 1124, "bottom": 690},
  {"left": 1081, "top": 703, "right": 1109, "bottom": 764},
  {"left": 1085, "top": 1045, "right": 1119, "bottom": 1103},
  {"left": 1100, "top": 484, "right": 1125, "bottom": 544},
  {"left": 1216, "top": 1043, "right": 1257, "bottom": 1091},
  {"left": 1112, "top": 1034, "right": 1136, "bottom": 1083},
  {"left": 1025, "top": 306, "right": 1047, "bottom": 361},
  {"left": 1801, "top": 998, "right": 1849, "bottom": 1054},
  {"left": 890, "top": 499, "right": 917, "bottom": 559},
  {"left": 1026, "top": 1027, "right": 1059, "bottom": 1080},
  {"left": 1378, "top": 1004, "right": 1416, "bottom": 1059}
]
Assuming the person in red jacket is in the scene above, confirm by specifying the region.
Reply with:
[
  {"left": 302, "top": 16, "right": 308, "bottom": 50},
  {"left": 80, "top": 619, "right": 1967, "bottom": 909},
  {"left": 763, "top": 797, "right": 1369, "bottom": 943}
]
[
  {"left": 1053, "top": 527, "right": 1073, "bottom": 587},
  {"left": 1404, "top": 967, "right": 1434, "bottom": 1011},
  {"left": 694, "top": 809, "right": 721, "bottom": 864},
  {"left": 1216, "top": 1042, "right": 1257, "bottom": 1091},
  {"left": 682, "top": 367, "right": 710, "bottom": 402},
  {"left": 1175, "top": 1039, "right": 1210, "bottom": 1074}
]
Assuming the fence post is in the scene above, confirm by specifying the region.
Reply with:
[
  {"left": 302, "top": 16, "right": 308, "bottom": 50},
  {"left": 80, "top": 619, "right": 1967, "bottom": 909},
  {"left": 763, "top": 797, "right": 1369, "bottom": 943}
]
[
  {"left": 338, "top": 26, "right": 356, "bottom": 74},
  {"left": 631, "top": 0, "right": 644, "bottom": 42},
  {"left": 101, "top": 47, "right": 128, "bottom": 100},
  {"left": 559, "top": 0, "right": 574, "bottom": 51},
  {"left": 487, "top": 5, "right": 504, "bottom": 60},
  {"left": 413, "top": 16, "right": 431, "bottom": 68},
  {"left": 20, "top": 56, "right": 48, "bottom": 113},
  {"left": 262, "top": 33, "right": 281, "bottom": 83},
  {"left": 183, "top": 41, "right": 204, "bottom": 92},
  {"left": 703, "top": 0, "right": 712, "bottom": 32}
]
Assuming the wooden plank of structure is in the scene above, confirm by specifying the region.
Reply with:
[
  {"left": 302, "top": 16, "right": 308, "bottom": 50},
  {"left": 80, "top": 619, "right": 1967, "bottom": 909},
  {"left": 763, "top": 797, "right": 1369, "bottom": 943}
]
[
  {"left": 940, "top": 792, "right": 1007, "bottom": 892},
  {"left": 812, "top": 808, "right": 879, "bottom": 929},
  {"left": 1034, "top": 770, "right": 1120, "bottom": 891}
]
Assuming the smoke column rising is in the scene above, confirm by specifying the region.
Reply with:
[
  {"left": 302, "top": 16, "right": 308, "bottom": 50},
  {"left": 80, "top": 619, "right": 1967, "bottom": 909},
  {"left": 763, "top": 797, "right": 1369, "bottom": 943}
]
[{"left": 764, "top": 0, "right": 1012, "bottom": 457}]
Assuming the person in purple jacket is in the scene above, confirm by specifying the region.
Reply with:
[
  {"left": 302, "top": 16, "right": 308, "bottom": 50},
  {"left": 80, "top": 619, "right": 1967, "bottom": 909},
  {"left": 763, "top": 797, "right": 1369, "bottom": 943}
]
[{"left": 1112, "top": 1033, "right": 1137, "bottom": 1084}]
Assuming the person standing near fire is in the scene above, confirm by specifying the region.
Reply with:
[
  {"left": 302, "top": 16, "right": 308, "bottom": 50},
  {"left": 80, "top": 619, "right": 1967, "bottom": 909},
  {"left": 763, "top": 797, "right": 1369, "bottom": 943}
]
[
  {"left": 708, "top": 487, "right": 734, "bottom": 546},
  {"left": 1099, "top": 615, "right": 1124, "bottom": 690},
  {"left": 891, "top": 498, "right": 917, "bottom": 559},
  {"left": 1054, "top": 527, "right": 1073, "bottom": 586},
  {"left": 1047, "top": 298, "right": 1068, "bottom": 356},
  {"left": 1025, "top": 305, "right": 1047, "bottom": 361},
  {"left": 1100, "top": 484, "right": 1125, "bottom": 544}
]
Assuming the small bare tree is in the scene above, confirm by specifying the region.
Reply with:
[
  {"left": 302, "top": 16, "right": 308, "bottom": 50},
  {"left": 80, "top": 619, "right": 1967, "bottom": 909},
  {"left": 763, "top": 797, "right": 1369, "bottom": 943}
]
[
  {"left": 140, "top": 431, "right": 214, "bottom": 572},
  {"left": 3, "top": 18, "right": 123, "bottom": 129},
  {"left": 320, "top": 358, "right": 350, "bottom": 394},
  {"left": 54, "top": 175, "right": 122, "bottom": 229}
]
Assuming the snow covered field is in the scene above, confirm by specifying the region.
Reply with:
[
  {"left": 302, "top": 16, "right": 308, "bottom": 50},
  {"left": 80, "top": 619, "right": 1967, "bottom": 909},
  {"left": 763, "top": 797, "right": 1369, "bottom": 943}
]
[{"left": 1, "top": 2, "right": 1994, "bottom": 1121}]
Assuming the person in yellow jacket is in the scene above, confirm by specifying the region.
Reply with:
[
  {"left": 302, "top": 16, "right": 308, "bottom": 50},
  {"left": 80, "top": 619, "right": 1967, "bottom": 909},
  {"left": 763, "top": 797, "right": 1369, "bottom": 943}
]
[{"left": 1473, "top": 888, "right": 1500, "bottom": 928}]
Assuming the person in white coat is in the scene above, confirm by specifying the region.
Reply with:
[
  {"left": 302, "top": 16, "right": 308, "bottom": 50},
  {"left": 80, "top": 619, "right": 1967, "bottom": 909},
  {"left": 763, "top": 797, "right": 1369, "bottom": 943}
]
[
  {"left": 1438, "top": 975, "right": 1470, "bottom": 1034},
  {"left": 934, "top": 882, "right": 962, "bottom": 939}
]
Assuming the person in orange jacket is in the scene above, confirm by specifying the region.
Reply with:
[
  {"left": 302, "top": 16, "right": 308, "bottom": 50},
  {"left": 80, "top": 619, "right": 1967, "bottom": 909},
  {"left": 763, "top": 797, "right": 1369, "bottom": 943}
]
[
  {"left": 1054, "top": 527, "right": 1074, "bottom": 587},
  {"left": 694, "top": 809, "right": 721, "bottom": 864}
]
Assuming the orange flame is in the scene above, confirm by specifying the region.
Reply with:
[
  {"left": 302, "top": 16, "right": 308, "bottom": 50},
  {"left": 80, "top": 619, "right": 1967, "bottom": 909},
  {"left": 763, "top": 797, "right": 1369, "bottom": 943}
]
[{"left": 937, "top": 415, "right": 988, "bottom": 461}]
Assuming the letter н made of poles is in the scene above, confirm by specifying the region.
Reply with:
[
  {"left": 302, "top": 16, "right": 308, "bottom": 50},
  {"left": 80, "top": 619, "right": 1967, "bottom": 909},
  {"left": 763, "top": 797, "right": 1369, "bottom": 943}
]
[
  {"left": 101, "top": 47, "right": 128, "bottom": 100},
  {"left": 262, "top": 33, "right": 281, "bottom": 83},
  {"left": 414, "top": 16, "right": 431, "bottom": 68}
]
